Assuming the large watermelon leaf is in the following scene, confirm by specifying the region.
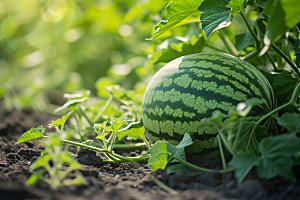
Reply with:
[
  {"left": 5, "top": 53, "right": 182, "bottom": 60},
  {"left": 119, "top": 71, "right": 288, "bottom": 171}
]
[
  {"left": 150, "top": 0, "right": 202, "bottom": 40},
  {"left": 266, "top": 0, "right": 300, "bottom": 43},
  {"left": 235, "top": 122, "right": 268, "bottom": 155},
  {"left": 147, "top": 32, "right": 206, "bottom": 65},
  {"left": 199, "top": 0, "right": 249, "bottom": 38},
  {"left": 277, "top": 113, "right": 300, "bottom": 135},
  {"left": 230, "top": 134, "right": 300, "bottom": 183},
  {"left": 272, "top": 71, "right": 299, "bottom": 106}
]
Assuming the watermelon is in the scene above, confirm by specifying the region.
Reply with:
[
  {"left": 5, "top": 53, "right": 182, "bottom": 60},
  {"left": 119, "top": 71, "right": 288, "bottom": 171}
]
[{"left": 142, "top": 53, "right": 276, "bottom": 159}]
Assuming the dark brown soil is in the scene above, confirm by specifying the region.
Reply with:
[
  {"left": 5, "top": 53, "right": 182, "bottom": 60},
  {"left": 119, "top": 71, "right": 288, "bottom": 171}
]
[{"left": 1, "top": 101, "right": 300, "bottom": 200}]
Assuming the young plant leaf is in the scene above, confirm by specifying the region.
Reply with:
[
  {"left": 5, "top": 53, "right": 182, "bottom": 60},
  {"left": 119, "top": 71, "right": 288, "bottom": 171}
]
[
  {"left": 54, "top": 98, "right": 87, "bottom": 113},
  {"left": 107, "top": 118, "right": 131, "bottom": 133},
  {"left": 26, "top": 169, "right": 45, "bottom": 186},
  {"left": 117, "top": 121, "right": 145, "bottom": 139},
  {"left": 147, "top": 33, "right": 206, "bottom": 65},
  {"left": 147, "top": 141, "right": 170, "bottom": 171},
  {"left": 272, "top": 71, "right": 299, "bottom": 106},
  {"left": 94, "top": 121, "right": 108, "bottom": 136},
  {"left": 199, "top": 0, "right": 231, "bottom": 38},
  {"left": 267, "top": 0, "right": 300, "bottom": 43},
  {"left": 15, "top": 126, "right": 45, "bottom": 145},
  {"left": 48, "top": 111, "right": 73, "bottom": 130},
  {"left": 150, "top": 0, "right": 201, "bottom": 40},
  {"left": 277, "top": 113, "right": 300, "bottom": 134}
]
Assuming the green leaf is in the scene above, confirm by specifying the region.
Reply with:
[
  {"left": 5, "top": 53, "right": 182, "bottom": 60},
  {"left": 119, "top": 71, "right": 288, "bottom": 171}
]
[
  {"left": 63, "top": 90, "right": 90, "bottom": 101},
  {"left": 230, "top": 134, "right": 300, "bottom": 183},
  {"left": 229, "top": 154, "right": 261, "bottom": 184},
  {"left": 176, "top": 132, "right": 194, "bottom": 149},
  {"left": 48, "top": 112, "right": 73, "bottom": 129},
  {"left": 235, "top": 31, "right": 255, "bottom": 51},
  {"left": 107, "top": 118, "right": 131, "bottom": 133},
  {"left": 199, "top": 0, "right": 232, "bottom": 38},
  {"left": 26, "top": 169, "right": 45, "bottom": 186},
  {"left": 229, "top": 0, "right": 249, "bottom": 14},
  {"left": 257, "top": 134, "right": 300, "bottom": 181},
  {"left": 29, "top": 154, "right": 52, "bottom": 170},
  {"left": 150, "top": 0, "right": 202, "bottom": 40},
  {"left": 277, "top": 113, "right": 300, "bottom": 134},
  {"left": 293, "top": 35, "right": 300, "bottom": 68},
  {"left": 167, "top": 133, "right": 194, "bottom": 162},
  {"left": 147, "top": 33, "right": 206, "bottom": 65},
  {"left": 267, "top": 0, "right": 300, "bottom": 43},
  {"left": 117, "top": 121, "right": 145, "bottom": 139},
  {"left": 54, "top": 98, "right": 87, "bottom": 113},
  {"left": 235, "top": 122, "right": 268, "bottom": 155},
  {"left": 147, "top": 141, "right": 170, "bottom": 171},
  {"left": 255, "top": 0, "right": 272, "bottom": 8},
  {"left": 15, "top": 126, "right": 45, "bottom": 145},
  {"left": 94, "top": 121, "right": 108, "bottom": 136},
  {"left": 272, "top": 71, "right": 299, "bottom": 106}
]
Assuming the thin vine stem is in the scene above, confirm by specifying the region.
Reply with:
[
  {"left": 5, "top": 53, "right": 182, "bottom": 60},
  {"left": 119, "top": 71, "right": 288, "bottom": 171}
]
[
  {"left": 174, "top": 156, "right": 235, "bottom": 174},
  {"left": 239, "top": 11, "right": 260, "bottom": 50},
  {"left": 217, "top": 134, "right": 227, "bottom": 170},
  {"left": 205, "top": 44, "right": 228, "bottom": 54},
  {"left": 217, "top": 30, "right": 238, "bottom": 56},
  {"left": 270, "top": 44, "right": 300, "bottom": 76},
  {"left": 93, "top": 94, "right": 114, "bottom": 123}
]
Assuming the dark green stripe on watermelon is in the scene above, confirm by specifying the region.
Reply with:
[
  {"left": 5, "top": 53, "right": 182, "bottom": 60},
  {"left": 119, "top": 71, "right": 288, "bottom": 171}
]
[{"left": 142, "top": 53, "right": 276, "bottom": 159}]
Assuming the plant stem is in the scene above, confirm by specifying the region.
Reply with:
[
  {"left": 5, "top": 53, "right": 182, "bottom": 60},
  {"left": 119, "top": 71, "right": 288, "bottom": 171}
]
[
  {"left": 270, "top": 44, "right": 300, "bottom": 76},
  {"left": 218, "top": 129, "right": 236, "bottom": 156},
  {"left": 242, "top": 50, "right": 259, "bottom": 61},
  {"left": 217, "top": 134, "right": 227, "bottom": 170},
  {"left": 239, "top": 11, "right": 260, "bottom": 50},
  {"left": 233, "top": 117, "right": 245, "bottom": 149},
  {"left": 147, "top": 174, "right": 178, "bottom": 195},
  {"left": 113, "top": 142, "right": 147, "bottom": 150},
  {"left": 174, "top": 156, "right": 235, "bottom": 174},
  {"left": 78, "top": 106, "right": 94, "bottom": 127},
  {"left": 93, "top": 95, "right": 114, "bottom": 123},
  {"left": 217, "top": 30, "right": 238, "bottom": 56},
  {"left": 43, "top": 135, "right": 150, "bottom": 162},
  {"left": 73, "top": 112, "right": 84, "bottom": 141},
  {"left": 266, "top": 52, "right": 278, "bottom": 71},
  {"left": 205, "top": 44, "right": 228, "bottom": 54}
]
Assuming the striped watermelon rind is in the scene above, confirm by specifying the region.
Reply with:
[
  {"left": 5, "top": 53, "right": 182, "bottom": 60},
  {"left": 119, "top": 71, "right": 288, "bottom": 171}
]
[{"left": 142, "top": 53, "right": 276, "bottom": 159}]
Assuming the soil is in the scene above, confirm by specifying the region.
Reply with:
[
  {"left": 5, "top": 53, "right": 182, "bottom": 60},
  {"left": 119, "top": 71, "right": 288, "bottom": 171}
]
[{"left": 1, "top": 101, "right": 300, "bottom": 200}]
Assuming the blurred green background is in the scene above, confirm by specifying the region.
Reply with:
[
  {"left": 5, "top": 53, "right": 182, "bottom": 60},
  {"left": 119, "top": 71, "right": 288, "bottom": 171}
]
[
  {"left": 0, "top": 0, "right": 171, "bottom": 112},
  {"left": 0, "top": 0, "right": 254, "bottom": 116}
]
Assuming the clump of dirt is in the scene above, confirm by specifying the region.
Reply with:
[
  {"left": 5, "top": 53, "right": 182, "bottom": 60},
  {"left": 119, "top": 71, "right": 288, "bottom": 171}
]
[{"left": 0, "top": 101, "right": 300, "bottom": 200}]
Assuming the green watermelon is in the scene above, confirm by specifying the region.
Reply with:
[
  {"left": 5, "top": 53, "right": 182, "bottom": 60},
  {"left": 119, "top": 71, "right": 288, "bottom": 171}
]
[{"left": 142, "top": 53, "right": 276, "bottom": 159}]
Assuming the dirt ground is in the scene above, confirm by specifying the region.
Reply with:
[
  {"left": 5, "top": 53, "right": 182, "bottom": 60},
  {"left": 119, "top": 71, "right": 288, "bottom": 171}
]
[{"left": 1, "top": 101, "right": 300, "bottom": 200}]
